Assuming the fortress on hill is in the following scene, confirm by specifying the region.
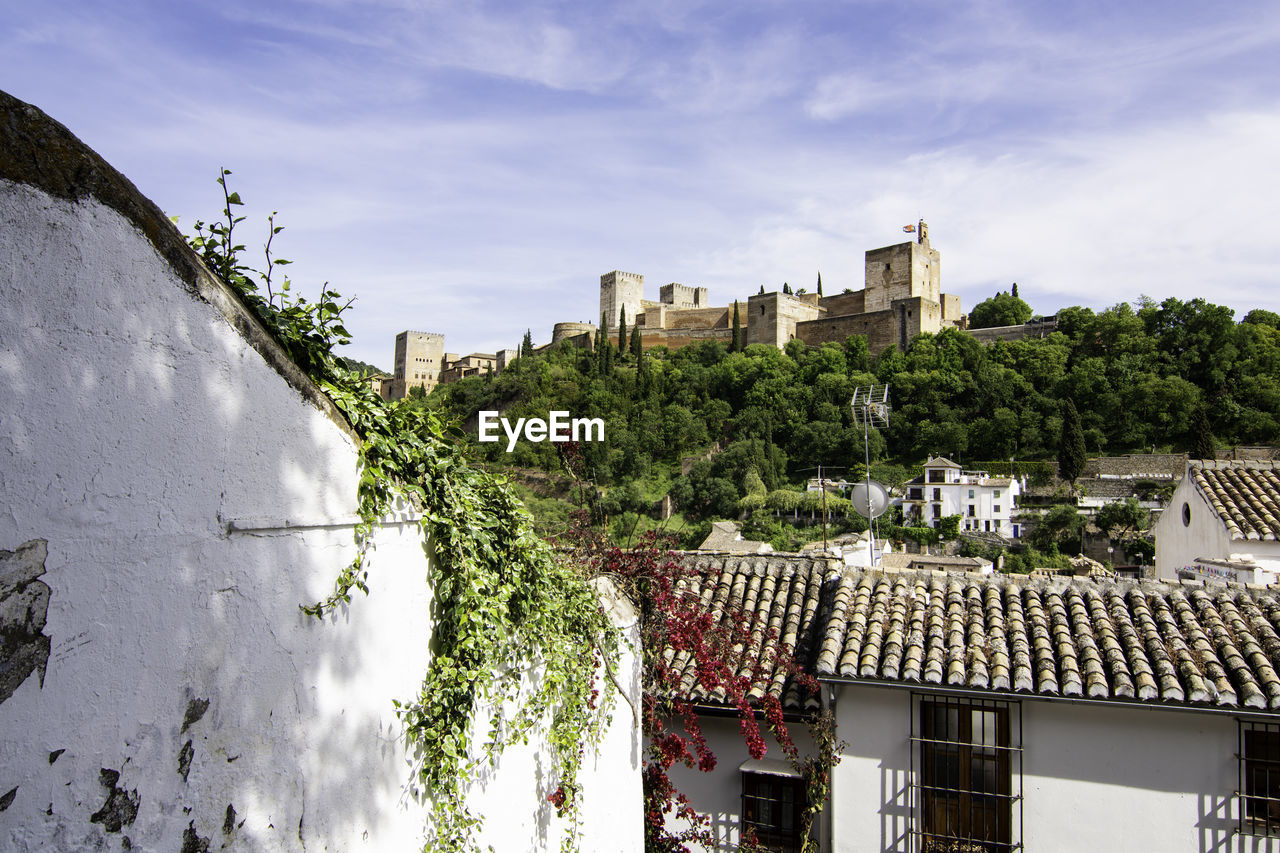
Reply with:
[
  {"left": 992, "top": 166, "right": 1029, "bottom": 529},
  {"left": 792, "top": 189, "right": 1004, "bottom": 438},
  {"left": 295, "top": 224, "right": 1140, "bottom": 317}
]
[
  {"left": 604, "top": 221, "right": 962, "bottom": 354},
  {"left": 386, "top": 223, "right": 964, "bottom": 398}
]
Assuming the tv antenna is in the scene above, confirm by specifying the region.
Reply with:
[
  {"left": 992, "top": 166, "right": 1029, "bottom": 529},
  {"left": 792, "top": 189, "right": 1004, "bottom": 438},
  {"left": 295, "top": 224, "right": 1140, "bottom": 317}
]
[{"left": 851, "top": 386, "right": 891, "bottom": 566}]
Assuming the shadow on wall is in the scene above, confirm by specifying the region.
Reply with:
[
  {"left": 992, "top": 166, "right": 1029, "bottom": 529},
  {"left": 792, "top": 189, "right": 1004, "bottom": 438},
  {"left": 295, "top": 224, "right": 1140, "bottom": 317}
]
[
  {"left": 879, "top": 763, "right": 911, "bottom": 853},
  {"left": 0, "top": 88, "right": 431, "bottom": 851}
]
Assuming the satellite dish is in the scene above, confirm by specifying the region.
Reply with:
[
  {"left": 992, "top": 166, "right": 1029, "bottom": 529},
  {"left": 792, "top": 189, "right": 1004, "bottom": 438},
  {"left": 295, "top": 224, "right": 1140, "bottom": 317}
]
[{"left": 851, "top": 480, "right": 889, "bottom": 519}]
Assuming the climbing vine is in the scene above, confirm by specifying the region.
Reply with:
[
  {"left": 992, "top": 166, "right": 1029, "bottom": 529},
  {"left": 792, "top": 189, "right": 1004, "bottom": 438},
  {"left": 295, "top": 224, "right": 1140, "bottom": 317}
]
[
  {"left": 183, "top": 171, "right": 619, "bottom": 853},
  {"left": 559, "top": 447, "right": 842, "bottom": 852}
]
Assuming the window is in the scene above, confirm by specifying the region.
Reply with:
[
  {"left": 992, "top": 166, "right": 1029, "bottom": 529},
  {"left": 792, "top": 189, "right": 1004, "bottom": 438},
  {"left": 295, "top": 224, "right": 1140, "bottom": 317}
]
[
  {"left": 741, "top": 764, "right": 806, "bottom": 852},
  {"left": 933, "top": 489, "right": 942, "bottom": 501},
  {"left": 969, "top": 489, "right": 975, "bottom": 499},
  {"left": 994, "top": 505, "right": 1001, "bottom": 514},
  {"left": 968, "top": 506, "right": 976, "bottom": 517},
  {"left": 994, "top": 490, "right": 1001, "bottom": 499},
  {"left": 1241, "top": 721, "right": 1280, "bottom": 836},
  {"left": 928, "top": 470, "right": 945, "bottom": 483},
  {"left": 913, "top": 696, "right": 1021, "bottom": 853}
]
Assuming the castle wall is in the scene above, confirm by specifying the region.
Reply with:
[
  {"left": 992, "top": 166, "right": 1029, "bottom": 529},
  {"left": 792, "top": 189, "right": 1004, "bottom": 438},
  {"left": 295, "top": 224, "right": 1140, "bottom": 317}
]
[
  {"left": 552, "top": 321, "right": 597, "bottom": 344},
  {"left": 658, "top": 282, "right": 709, "bottom": 309},
  {"left": 638, "top": 327, "right": 733, "bottom": 351},
  {"left": 818, "top": 291, "right": 866, "bottom": 316},
  {"left": 745, "top": 292, "right": 823, "bottom": 348},
  {"left": 941, "top": 292, "right": 962, "bottom": 323},
  {"left": 663, "top": 307, "right": 730, "bottom": 330},
  {"left": 796, "top": 296, "right": 934, "bottom": 354}
]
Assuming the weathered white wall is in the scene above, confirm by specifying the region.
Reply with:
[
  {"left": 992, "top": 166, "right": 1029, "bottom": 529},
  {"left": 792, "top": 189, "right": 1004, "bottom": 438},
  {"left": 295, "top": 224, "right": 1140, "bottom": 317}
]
[
  {"left": 0, "top": 176, "right": 437, "bottom": 850},
  {"left": 0, "top": 164, "right": 642, "bottom": 852}
]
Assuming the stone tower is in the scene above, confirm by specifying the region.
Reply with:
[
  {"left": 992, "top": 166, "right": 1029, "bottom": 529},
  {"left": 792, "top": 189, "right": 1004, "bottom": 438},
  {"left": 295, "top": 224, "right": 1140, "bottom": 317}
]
[
  {"left": 600, "top": 270, "right": 645, "bottom": 332},
  {"left": 863, "top": 220, "right": 941, "bottom": 313},
  {"left": 390, "top": 330, "right": 445, "bottom": 398}
]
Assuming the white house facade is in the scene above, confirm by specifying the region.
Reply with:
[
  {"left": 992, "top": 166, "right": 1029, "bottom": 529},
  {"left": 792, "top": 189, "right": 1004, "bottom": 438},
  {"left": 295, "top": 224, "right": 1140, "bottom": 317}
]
[
  {"left": 1155, "top": 459, "right": 1280, "bottom": 582},
  {"left": 902, "top": 457, "right": 1024, "bottom": 537},
  {"left": 660, "top": 554, "right": 1280, "bottom": 852}
]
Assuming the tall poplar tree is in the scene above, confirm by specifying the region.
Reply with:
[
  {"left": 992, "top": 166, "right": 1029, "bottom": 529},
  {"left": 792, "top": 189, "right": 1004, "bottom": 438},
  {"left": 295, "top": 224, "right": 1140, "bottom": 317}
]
[
  {"left": 731, "top": 301, "right": 741, "bottom": 352},
  {"left": 1058, "top": 399, "right": 1086, "bottom": 484},
  {"left": 618, "top": 307, "right": 627, "bottom": 352}
]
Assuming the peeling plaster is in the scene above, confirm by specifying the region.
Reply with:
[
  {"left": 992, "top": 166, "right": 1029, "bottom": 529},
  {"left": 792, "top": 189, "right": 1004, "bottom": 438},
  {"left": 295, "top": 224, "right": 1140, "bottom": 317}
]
[{"left": 0, "top": 539, "right": 51, "bottom": 704}]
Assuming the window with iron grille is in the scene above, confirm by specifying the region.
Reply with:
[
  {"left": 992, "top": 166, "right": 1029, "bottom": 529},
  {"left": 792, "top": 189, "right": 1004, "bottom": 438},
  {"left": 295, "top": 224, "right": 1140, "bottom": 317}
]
[
  {"left": 1240, "top": 720, "right": 1280, "bottom": 836},
  {"left": 911, "top": 694, "right": 1022, "bottom": 853},
  {"left": 741, "top": 769, "right": 806, "bottom": 853}
]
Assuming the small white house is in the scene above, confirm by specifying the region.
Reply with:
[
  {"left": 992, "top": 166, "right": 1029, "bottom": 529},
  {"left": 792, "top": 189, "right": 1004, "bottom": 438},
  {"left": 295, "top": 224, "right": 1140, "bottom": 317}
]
[
  {"left": 661, "top": 554, "right": 1280, "bottom": 852},
  {"left": 902, "top": 457, "right": 1024, "bottom": 537},
  {"left": 1155, "top": 459, "right": 1280, "bottom": 581}
]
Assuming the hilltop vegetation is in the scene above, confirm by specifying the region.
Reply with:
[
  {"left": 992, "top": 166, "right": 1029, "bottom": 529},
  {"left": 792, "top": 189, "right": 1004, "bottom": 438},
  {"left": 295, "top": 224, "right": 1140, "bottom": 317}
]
[{"left": 420, "top": 297, "right": 1280, "bottom": 542}]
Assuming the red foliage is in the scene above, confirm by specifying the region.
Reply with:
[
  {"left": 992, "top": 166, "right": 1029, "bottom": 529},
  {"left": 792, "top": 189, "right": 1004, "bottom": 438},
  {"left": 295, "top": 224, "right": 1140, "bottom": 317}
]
[{"left": 556, "top": 444, "right": 824, "bottom": 851}]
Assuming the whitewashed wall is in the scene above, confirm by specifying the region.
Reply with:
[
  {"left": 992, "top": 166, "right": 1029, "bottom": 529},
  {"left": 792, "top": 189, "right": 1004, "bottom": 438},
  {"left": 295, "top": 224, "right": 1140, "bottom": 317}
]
[
  {"left": 0, "top": 175, "right": 437, "bottom": 851},
  {"left": 662, "top": 713, "right": 816, "bottom": 851},
  {"left": 829, "top": 682, "right": 1276, "bottom": 853},
  {"left": 1155, "top": 474, "right": 1236, "bottom": 578},
  {"left": 0, "top": 93, "right": 641, "bottom": 853}
]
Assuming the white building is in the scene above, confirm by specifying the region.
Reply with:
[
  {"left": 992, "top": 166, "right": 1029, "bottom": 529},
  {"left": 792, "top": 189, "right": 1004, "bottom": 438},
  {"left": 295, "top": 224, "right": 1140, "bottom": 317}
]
[
  {"left": 902, "top": 457, "right": 1024, "bottom": 537},
  {"left": 660, "top": 554, "right": 1280, "bottom": 852},
  {"left": 0, "top": 90, "right": 640, "bottom": 852},
  {"left": 1154, "top": 459, "right": 1280, "bottom": 581}
]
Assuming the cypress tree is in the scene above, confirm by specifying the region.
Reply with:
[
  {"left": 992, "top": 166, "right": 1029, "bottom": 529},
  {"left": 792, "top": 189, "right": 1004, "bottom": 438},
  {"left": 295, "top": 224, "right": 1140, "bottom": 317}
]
[
  {"left": 1189, "top": 404, "right": 1216, "bottom": 459},
  {"left": 521, "top": 329, "right": 533, "bottom": 357},
  {"left": 782, "top": 282, "right": 792, "bottom": 295},
  {"left": 1011, "top": 281, "right": 1019, "bottom": 299},
  {"left": 817, "top": 271, "right": 823, "bottom": 297},
  {"left": 1058, "top": 399, "right": 1086, "bottom": 484},
  {"left": 618, "top": 307, "right": 627, "bottom": 352},
  {"left": 630, "top": 324, "right": 642, "bottom": 360},
  {"left": 731, "top": 301, "right": 741, "bottom": 352}
]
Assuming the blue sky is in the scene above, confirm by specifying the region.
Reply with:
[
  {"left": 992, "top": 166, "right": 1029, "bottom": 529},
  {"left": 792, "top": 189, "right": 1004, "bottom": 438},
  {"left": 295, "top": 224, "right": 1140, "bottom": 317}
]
[{"left": 4, "top": 1, "right": 1279, "bottom": 368}]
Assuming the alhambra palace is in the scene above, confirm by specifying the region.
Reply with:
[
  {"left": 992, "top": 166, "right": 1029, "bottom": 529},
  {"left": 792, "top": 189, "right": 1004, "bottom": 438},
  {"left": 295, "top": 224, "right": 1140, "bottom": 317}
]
[{"left": 384, "top": 223, "right": 1034, "bottom": 398}]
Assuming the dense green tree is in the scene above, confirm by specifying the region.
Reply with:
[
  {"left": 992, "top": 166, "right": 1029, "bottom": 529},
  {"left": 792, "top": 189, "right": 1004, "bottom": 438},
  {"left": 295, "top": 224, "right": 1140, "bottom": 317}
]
[
  {"left": 1029, "top": 504, "right": 1084, "bottom": 553},
  {"left": 521, "top": 329, "right": 534, "bottom": 357},
  {"left": 731, "top": 301, "right": 742, "bottom": 352},
  {"left": 969, "top": 291, "right": 1033, "bottom": 329},
  {"left": 1095, "top": 498, "right": 1149, "bottom": 549},
  {"left": 1244, "top": 309, "right": 1280, "bottom": 329},
  {"left": 618, "top": 307, "right": 627, "bottom": 352},
  {"left": 817, "top": 272, "right": 823, "bottom": 297},
  {"left": 1189, "top": 404, "right": 1216, "bottom": 459},
  {"left": 1058, "top": 399, "right": 1086, "bottom": 483}
]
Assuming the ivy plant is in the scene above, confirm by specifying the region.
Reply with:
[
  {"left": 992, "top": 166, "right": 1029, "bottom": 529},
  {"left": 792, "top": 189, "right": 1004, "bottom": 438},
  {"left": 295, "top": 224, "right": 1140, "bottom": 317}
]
[{"left": 183, "top": 171, "right": 620, "bottom": 853}]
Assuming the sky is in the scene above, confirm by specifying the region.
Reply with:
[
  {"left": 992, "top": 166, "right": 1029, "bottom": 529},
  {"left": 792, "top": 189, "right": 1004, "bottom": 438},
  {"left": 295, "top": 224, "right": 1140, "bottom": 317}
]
[{"left": 4, "top": 0, "right": 1279, "bottom": 369}]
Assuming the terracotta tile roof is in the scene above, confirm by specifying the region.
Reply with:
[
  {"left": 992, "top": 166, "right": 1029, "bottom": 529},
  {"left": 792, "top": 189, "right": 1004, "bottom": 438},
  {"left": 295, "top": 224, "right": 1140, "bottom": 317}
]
[
  {"left": 667, "top": 553, "right": 1280, "bottom": 714},
  {"left": 1190, "top": 460, "right": 1280, "bottom": 542}
]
